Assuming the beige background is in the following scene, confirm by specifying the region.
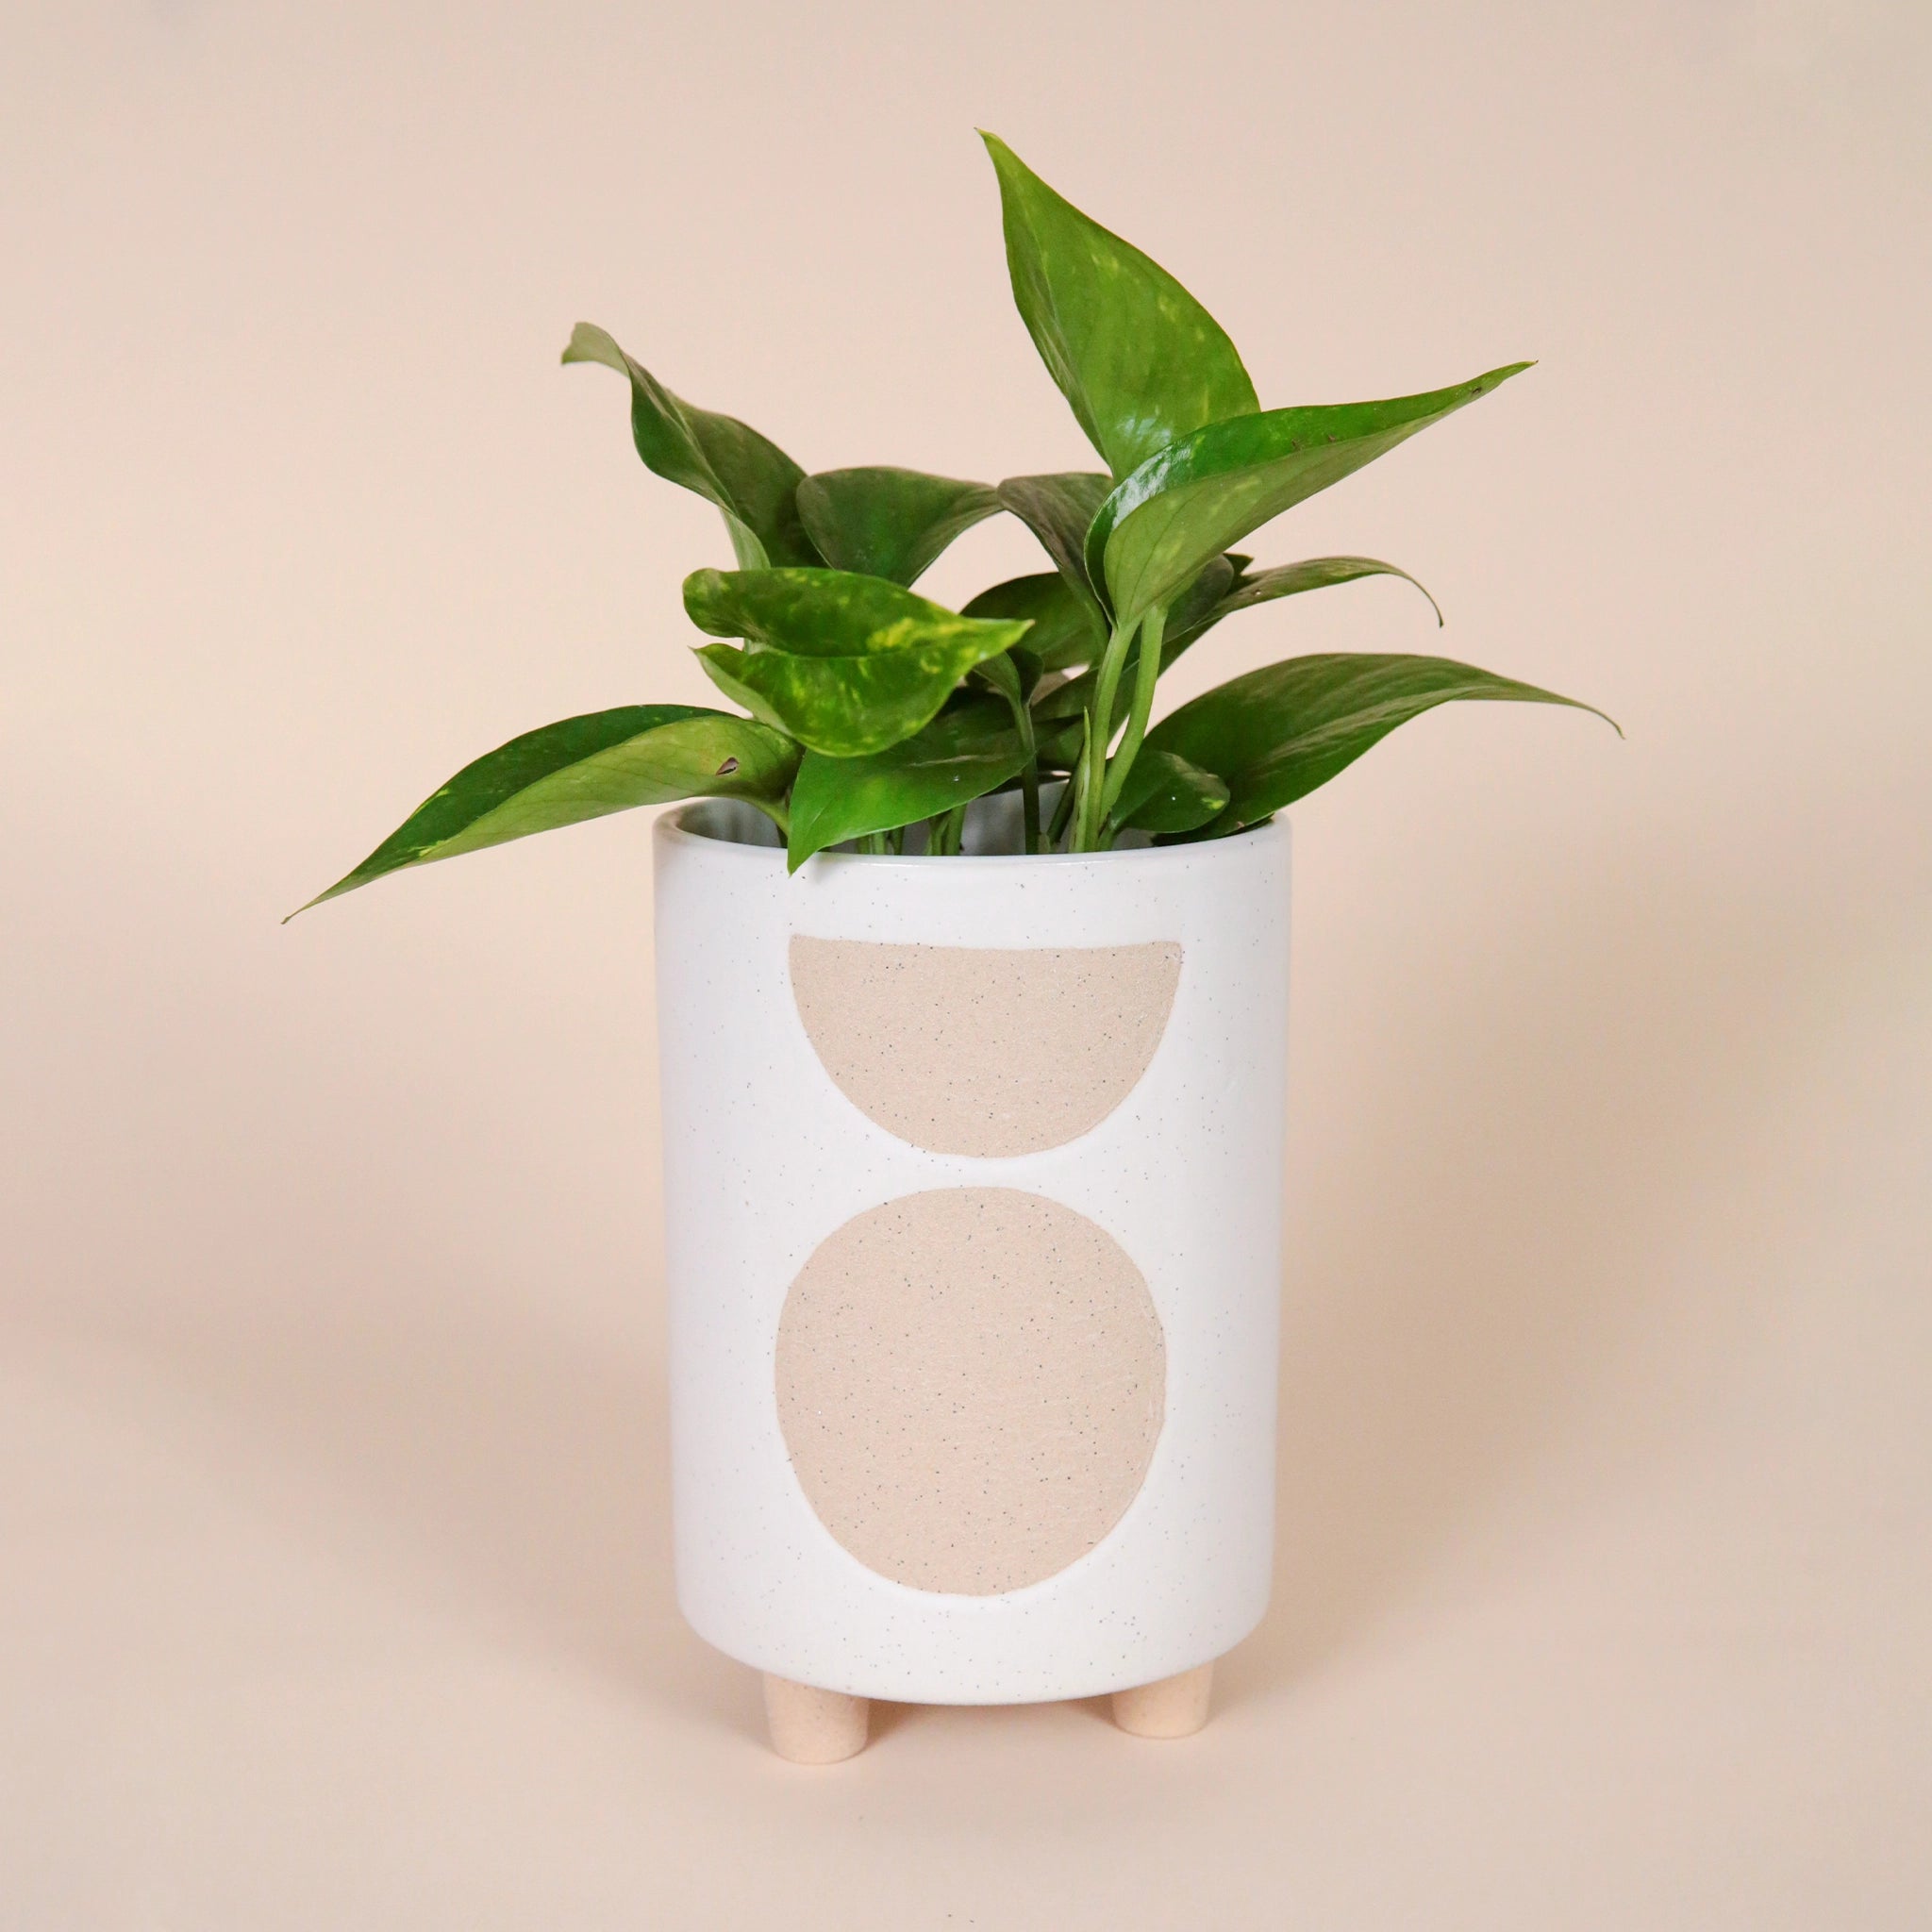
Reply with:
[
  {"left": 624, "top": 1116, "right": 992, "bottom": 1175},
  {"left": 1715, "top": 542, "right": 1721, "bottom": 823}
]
[{"left": 4, "top": 1, "right": 1928, "bottom": 1924}]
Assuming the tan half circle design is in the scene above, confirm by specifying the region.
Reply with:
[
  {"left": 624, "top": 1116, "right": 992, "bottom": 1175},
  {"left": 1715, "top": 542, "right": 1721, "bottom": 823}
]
[
  {"left": 774, "top": 1188, "right": 1166, "bottom": 1596},
  {"left": 789, "top": 937, "right": 1182, "bottom": 1156}
]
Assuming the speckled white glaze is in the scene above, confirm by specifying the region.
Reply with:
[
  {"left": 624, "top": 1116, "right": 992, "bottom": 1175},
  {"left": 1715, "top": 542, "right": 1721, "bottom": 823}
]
[{"left": 653, "top": 800, "right": 1291, "bottom": 1704}]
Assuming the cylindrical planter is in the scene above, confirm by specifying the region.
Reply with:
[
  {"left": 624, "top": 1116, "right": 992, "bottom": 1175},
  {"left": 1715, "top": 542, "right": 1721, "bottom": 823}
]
[{"left": 653, "top": 798, "right": 1291, "bottom": 1750}]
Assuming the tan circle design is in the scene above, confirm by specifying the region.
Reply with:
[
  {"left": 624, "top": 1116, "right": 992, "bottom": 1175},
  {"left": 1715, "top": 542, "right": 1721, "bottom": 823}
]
[
  {"left": 774, "top": 1188, "right": 1166, "bottom": 1596},
  {"left": 789, "top": 937, "right": 1182, "bottom": 1157}
]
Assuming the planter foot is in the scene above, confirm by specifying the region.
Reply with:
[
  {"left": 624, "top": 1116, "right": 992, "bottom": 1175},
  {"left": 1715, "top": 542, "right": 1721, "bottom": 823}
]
[
  {"left": 762, "top": 1674, "right": 870, "bottom": 1763},
  {"left": 1112, "top": 1662, "right": 1214, "bottom": 1739}
]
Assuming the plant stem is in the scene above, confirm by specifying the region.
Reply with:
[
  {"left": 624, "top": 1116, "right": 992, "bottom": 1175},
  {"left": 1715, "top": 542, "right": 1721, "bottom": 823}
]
[
  {"left": 1099, "top": 602, "right": 1168, "bottom": 827},
  {"left": 987, "top": 673, "right": 1043, "bottom": 854},
  {"left": 857, "top": 831, "right": 887, "bottom": 856},
  {"left": 1075, "top": 618, "right": 1137, "bottom": 851},
  {"left": 1046, "top": 752, "right": 1080, "bottom": 850},
  {"left": 935, "top": 803, "right": 966, "bottom": 855},
  {"left": 1017, "top": 708, "right": 1042, "bottom": 854}
]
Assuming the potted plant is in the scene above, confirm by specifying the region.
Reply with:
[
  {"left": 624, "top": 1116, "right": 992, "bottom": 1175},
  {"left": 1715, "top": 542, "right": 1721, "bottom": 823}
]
[{"left": 297, "top": 134, "right": 1613, "bottom": 1763}]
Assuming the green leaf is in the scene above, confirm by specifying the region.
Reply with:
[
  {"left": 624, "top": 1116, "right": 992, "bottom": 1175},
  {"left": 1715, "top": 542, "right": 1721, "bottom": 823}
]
[
  {"left": 963, "top": 571, "right": 1105, "bottom": 672},
  {"left": 683, "top": 566, "right": 1032, "bottom": 757},
  {"left": 795, "top": 467, "right": 1001, "bottom": 586},
  {"left": 1061, "top": 556, "right": 1439, "bottom": 714},
  {"left": 683, "top": 565, "right": 1027, "bottom": 661},
  {"left": 787, "top": 699, "right": 1029, "bottom": 871},
  {"left": 292, "top": 706, "right": 799, "bottom": 914},
  {"left": 1087, "top": 363, "right": 1533, "bottom": 632},
  {"left": 1144, "top": 652, "right": 1617, "bottom": 834},
  {"left": 1217, "top": 555, "right": 1442, "bottom": 625},
  {"left": 1151, "top": 555, "right": 1441, "bottom": 679},
  {"left": 995, "top": 472, "right": 1111, "bottom": 623},
  {"left": 691, "top": 643, "right": 1023, "bottom": 759},
  {"left": 980, "top": 133, "right": 1258, "bottom": 479},
  {"left": 562, "top": 323, "right": 819, "bottom": 568},
  {"left": 1110, "top": 747, "right": 1229, "bottom": 834},
  {"left": 969, "top": 648, "right": 1024, "bottom": 708}
]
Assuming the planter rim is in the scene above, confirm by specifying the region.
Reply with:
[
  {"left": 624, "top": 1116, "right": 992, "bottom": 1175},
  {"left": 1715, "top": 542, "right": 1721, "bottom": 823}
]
[{"left": 659, "top": 801, "right": 1290, "bottom": 874}]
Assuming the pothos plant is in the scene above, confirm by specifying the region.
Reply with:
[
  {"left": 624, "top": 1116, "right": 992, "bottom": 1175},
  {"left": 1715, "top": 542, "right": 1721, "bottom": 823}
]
[{"left": 299, "top": 134, "right": 1611, "bottom": 911}]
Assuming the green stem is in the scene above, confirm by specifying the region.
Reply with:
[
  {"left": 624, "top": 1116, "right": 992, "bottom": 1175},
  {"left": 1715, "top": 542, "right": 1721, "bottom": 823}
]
[
  {"left": 1075, "top": 618, "right": 1137, "bottom": 851},
  {"left": 1046, "top": 749, "right": 1080, "bottom": 851},
  {"left": 1018, "top": 710, "right": 1042, "bottom": 855},
  {"left": 935, "top": 803, "right": 966, "bottom": 856},
  {"left": 1099, "top": 603, "right": 1168, "bottom": 826},
  {"left": 857, "top": 831, "right": 887, "bottom": 856},
  {"left": 990, "top": 677, "right": 1043, "bottom": 855}
]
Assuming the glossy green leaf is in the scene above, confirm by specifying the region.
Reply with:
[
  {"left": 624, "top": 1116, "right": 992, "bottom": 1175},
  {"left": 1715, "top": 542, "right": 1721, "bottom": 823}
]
[
  {"left": 684, "top": 567, "right": 1031, "bottom": 757},
  {"left": 1110, "top": 747, "right": 1229, "bottom": 835},
  {"left": 562, "top": 323, "right": 818, "bottom": 568},
  {"left": 786, "top": 700, "right": 1029, "bottom": 871},
  {"left": 683, "top": 566, "right": 1026, "bottom": 660},
  {"left": 1088, "top": 362, "right": 1532, "bottom": 631},
  {"left": 980, "top": 133, "right": 1258, "bottom": 479},
  {"left": 292, "top": 706, "right": 798, "bottom": 914},
  {"left": 1140, "top": 555, "right": 1441, "bottom": 691},
  {"left": 995, "top": 472, "right": 1112, "bottom": 623},
  {"left": 1215, "top": 555, "right": 1441, "bottom": 626},
  {"left": 795, "top": 467, "right": 1001, "bottom": 585},
  {"left": 1077, "top": 556, "right": 1440, "bottom": 710},
  {"left": 693, "top": 641, "right": 1023, "bottom": 758},
  {"left": 1145, "top": 652, "right": 1616, "bottom": 835},
  {"left": 969, "top": 648, "right": 1024, "bottom": 708},
  {"left": 963, "top": 571, "right": 1104, "bottom": 672}
]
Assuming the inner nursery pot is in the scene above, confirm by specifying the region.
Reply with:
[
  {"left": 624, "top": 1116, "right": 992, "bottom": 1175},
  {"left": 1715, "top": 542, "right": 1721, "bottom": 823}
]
[{"left": 654, "top": 796, "right": 1291, "bottom": 1759}]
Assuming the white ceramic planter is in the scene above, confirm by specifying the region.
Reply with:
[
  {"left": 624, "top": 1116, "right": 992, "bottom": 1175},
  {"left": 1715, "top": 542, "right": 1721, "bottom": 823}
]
[{"left": 653, "top": 797, "right": 1291, "bottom": 1756}]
